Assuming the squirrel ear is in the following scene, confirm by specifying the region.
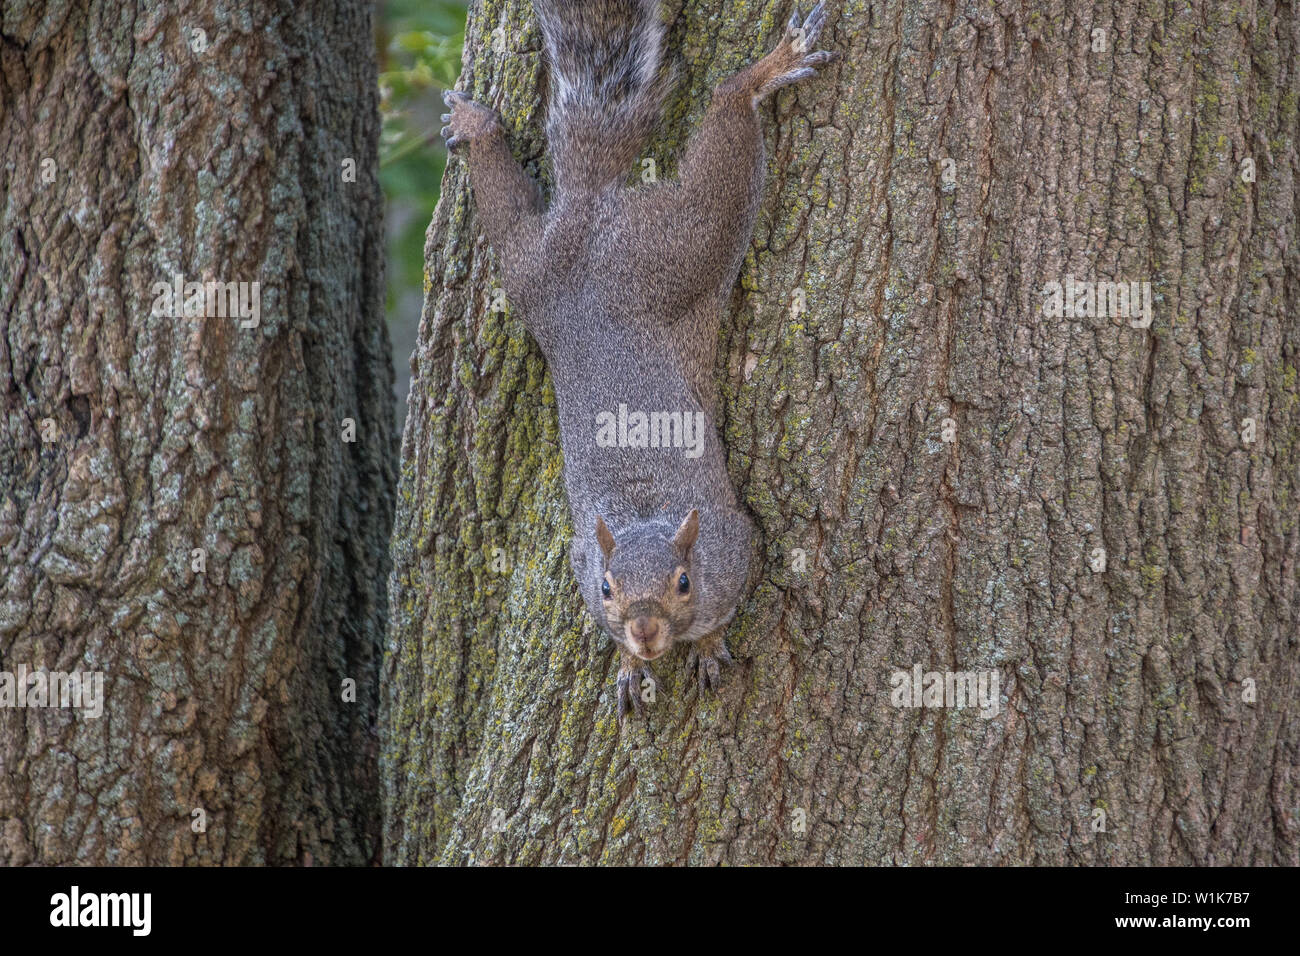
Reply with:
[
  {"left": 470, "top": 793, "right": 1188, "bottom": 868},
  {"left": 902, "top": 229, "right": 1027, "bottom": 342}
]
[
  {"left": 673, "top": 509, "right": 700, "bottom": 555},
  {"left": 595, "top": 515, "right": 616, "bottom": 559}
]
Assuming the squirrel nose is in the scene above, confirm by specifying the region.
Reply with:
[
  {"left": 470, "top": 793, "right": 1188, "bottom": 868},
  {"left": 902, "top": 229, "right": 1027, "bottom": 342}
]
[{"left": 631, "top": 616, "right": 659, "bottom": 641}]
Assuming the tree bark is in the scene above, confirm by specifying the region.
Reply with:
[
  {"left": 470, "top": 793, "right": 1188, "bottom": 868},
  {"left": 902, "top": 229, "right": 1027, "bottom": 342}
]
[
  {"left": 384, "top": 0, "right": 1300, "bottom": 864},
  {"left": 0, "top": 0, "right": 394, "bottom": 864}
]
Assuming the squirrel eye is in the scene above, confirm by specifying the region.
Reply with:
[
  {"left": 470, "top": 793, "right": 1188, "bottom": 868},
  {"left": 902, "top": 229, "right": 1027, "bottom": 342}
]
[
  {"left": 677, "top": 573, "right": 690, "bottom": 594},
  {"left": 601, "top": 579, "right": 611, "bottom": 599}
]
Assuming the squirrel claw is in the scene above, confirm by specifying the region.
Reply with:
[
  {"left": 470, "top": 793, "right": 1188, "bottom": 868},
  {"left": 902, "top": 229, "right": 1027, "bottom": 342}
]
[
  {"left": 440, "top": 90, "right": 499, "bottom": 150},
  {"left": 686, "top": 638, "right": 733, "bottom": 696},
  {"left": 750, "top": 3, "right": 835, "bottom": 102},
  {"left": 616, "top": 658, "right": 657, "bottom": 722},
  {"left": 794, "top": 3, "right": 829, "bottom": 52}
]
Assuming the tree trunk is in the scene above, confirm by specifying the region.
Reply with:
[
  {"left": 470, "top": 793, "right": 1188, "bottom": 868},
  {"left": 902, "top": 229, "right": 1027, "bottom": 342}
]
[
  {"left": 384, "top": 0, "right": 1300, "bottom": 865},
  {"left": 0, "top": 0, "right": 393, "bottom": 864}
]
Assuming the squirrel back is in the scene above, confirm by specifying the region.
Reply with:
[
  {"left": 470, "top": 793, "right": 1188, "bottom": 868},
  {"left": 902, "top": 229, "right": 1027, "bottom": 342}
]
[{"left": 535, "top": 0, "right": 671, "bottom": 198}]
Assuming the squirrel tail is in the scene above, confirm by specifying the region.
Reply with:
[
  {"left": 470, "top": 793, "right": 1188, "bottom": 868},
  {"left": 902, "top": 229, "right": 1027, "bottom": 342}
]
[{"left": 536, "top": 0, "right": 670, "bottom": 197}]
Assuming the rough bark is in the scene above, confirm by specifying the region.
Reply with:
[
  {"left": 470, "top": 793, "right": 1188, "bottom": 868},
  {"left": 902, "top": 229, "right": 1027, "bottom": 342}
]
[
  {"left": 0, "top": 0, "right": 394, "bottom": 864},
  {"left": 384, "top": 0, "right": 1300, "bottom": 865}
]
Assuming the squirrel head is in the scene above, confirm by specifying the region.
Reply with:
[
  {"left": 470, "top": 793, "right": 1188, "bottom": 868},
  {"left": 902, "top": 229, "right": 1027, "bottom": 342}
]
[{"left": 593, "top": 510, "right": 699, "bottom": 661}]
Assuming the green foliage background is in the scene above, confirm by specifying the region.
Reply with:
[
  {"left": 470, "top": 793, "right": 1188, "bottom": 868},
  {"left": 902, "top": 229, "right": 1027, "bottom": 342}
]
[{"left": 379, "top": 0, "right": 468, "bottom": 318}]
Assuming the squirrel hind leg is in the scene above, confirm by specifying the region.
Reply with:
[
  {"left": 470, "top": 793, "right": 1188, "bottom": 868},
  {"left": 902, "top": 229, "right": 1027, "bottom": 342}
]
[{"left": 735, "top": 3, "right": 837, "bottom": 105}]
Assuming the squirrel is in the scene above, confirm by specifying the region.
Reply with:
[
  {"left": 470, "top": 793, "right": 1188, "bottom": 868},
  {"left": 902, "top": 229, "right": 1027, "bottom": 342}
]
[{"left": 441, "top": 0, "right": 834, "bottom": 719}]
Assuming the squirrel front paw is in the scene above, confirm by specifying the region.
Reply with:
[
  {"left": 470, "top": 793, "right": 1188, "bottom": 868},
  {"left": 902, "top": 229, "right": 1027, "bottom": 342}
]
[
  {"left": 686, "top": 633, "right": 733, "bottom": 695},
  {"left": 616, "top": 652, "right": 658, "bottom": 722},
  {"left": 440, "top": 90, "right": 500, "bottom": 150},
  {"left": 751, "top": 3, "right": 836, "bottom": 103}
]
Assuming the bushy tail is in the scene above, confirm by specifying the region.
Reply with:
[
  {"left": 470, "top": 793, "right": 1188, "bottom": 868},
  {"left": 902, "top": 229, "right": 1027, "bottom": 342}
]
[{"left": 535, "top": 0, "right": 670, "bottom": 197}]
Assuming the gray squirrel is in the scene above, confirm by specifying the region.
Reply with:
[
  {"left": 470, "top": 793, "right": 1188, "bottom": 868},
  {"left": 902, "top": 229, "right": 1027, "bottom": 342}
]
[{"left": 441, "top": 0, "right": 834, "bottom": 718}]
